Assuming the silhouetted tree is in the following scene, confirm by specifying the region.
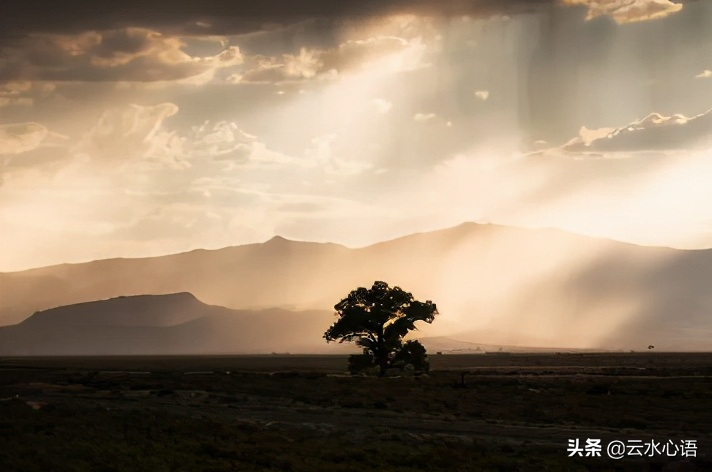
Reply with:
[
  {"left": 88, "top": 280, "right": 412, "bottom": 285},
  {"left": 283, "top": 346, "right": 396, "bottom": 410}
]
[
  {"left": 392, "top": 339, "right": 430, "bottom": 372},
  {"left": 324, "top": 281, "right": 438, "bottom": 376}
]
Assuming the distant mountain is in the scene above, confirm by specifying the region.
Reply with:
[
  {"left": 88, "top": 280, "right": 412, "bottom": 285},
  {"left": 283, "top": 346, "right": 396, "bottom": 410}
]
[
  {"left": 0, "top": 235, "right": 350, "bottom": 325},
  {"left": 19, "top": 292, "right": 214, "bottom": 328},
  {"left": 1, "top": 223, "right": 711, "bottom": 351},
  {"left": 0, "top": 293, "right": 342, "bottom": 355}
]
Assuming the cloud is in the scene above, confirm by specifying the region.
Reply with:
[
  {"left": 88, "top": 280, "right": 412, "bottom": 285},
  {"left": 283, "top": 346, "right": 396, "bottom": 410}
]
[
  {"left": 0, "top": 122, "right": 70, "bottom": 187},
  {"left": 163, "top": 120, "right": 371, "bottom": 175},
  {"left": 0, "top": 81, "right": 56, "bottom": 107},
  {"left": 186, "top": 121, "right": 257, "bottom": 161},
  {"left": 0, "top": 28, "right": 243, "bottom": 82},
  {"left": 70, "top": 102, "right": 373, "bottom": 177},
  {"left": 413, "top": 113, "right": 437, "bottom": 123},
  {"left": 550, "top": 107, "right": 712, "bottom": 154},
  {"left": 303, "top": 134, "right": 372, "bottom": 175},
  {"left": 562, "top": 0, "right": 683, "bottom": 24},
  {"left": 174, "top": 120, "right": 298, "bottom": 171},
  {"left": 0, "top": 123, "right": 50, "bottom": 154},
  {"left": 239, "top": 48, "right": 324, "bottom": 83},
  {"left": 696, "top": 70, "right": 712, "bottom": 79},
  {"left": 237, "top": 36, "right": 426, "bottom": 84},
  {"left": 0, "top": 82, "right": 32, "bottom": 107},
  {"left": 474, "top": 90, "right": 490, "bottom": 101},
  {"left": 321, "top": 36, "right": 426, "bottom": 73},
  {"left": 76, "top": 103, "right": 185, "bottom": 167},
  {"left": 412, "top": 112, "right": 453, "bottom": 128}
]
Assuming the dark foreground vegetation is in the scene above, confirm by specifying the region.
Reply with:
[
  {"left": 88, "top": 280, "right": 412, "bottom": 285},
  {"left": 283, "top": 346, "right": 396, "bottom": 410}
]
[{"left": 1, "top": 353, "right": 711, "bottom": 471}]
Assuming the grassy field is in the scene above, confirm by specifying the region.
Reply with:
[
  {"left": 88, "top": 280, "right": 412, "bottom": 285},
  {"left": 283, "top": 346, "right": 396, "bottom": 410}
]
[{"left": 1, "top": 353, "right": 711, "bottom": 471}]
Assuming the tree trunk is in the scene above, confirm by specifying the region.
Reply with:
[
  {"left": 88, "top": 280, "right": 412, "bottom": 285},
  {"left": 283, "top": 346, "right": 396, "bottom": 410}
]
[
  {"left": 378, "top": 357, "right": 388, "bottom": 377},
  {"left": 377, "top": 325, "right": 387, "bottom": 377}
]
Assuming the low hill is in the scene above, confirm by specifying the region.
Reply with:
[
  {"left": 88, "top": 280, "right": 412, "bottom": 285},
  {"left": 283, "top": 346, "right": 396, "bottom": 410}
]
[
  {"left": 19, "top": 292, "right": 215, "bottom": 328},
  {"left": 0, "top": 293, "right": 342, "bottom": 356}
]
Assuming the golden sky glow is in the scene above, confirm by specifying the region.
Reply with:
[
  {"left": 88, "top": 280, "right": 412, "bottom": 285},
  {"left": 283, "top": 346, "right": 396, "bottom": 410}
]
[{"left": 0, "top": 0, "right": 710, "bottom": 271}]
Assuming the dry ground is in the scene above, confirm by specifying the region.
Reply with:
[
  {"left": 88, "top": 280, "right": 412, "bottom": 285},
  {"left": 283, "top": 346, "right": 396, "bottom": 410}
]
[{"left": 1, "top": 353, "right": 711, "bottom": 471}]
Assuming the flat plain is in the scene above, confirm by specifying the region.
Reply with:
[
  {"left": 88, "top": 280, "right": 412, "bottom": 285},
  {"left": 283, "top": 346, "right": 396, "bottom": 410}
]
[{"left": 1, "top": 353, "right": 711, "bottom": 471}]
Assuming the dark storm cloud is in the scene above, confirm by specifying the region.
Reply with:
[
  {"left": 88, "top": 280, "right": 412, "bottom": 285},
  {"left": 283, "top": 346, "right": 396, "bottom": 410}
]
[
  {"left": 0, "top": 28, "right": 243, "bottom": 82},
  {"left": 0, "top": 0, "right": 557, "bottom": 37},
  {"left": 0, "top": 0, "right": 557, "bottom": 83}
]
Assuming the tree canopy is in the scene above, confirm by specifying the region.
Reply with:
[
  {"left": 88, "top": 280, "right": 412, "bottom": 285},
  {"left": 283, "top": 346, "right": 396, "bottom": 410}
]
[{"left": 324, "top": 281, "right": 438, "bottom": 376}]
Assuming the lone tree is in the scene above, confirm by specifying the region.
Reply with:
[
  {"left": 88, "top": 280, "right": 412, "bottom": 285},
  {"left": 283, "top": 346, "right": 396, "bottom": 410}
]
[{"left": 324, "top": 281, "right": 438, "bottom": 376}]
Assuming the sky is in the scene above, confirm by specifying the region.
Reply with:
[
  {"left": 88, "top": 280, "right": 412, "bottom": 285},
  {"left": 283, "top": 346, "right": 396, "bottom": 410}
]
[{"left": 0, "top": 0, "right": 711, "bottom": 272}]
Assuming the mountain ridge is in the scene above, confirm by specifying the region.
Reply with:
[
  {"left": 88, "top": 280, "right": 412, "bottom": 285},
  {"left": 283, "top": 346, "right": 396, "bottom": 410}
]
[
  {"left": 1, "top": 222, "right": 711, "bottom": 351},
  {"left": 2, "top": 221, "right": 702, "bottom": 276}
]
